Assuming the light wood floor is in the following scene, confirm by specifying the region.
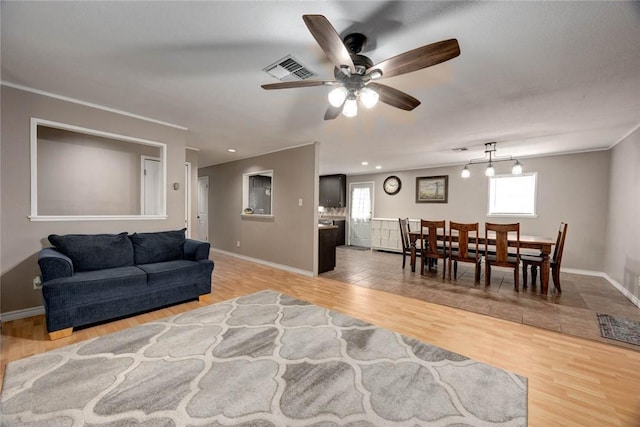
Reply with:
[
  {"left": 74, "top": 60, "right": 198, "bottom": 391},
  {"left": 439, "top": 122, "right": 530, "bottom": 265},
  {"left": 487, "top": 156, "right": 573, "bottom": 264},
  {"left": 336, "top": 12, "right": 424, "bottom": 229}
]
[{"left": 2, "top": 250, "right": 640, "bottom": 426}]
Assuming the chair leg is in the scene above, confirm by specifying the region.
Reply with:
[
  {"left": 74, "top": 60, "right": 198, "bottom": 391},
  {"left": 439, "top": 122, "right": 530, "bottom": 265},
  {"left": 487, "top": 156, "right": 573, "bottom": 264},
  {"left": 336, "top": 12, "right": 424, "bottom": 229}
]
[
  {"left": 448, "top": 259, "right": 452, "bottom": 280},
  {"left": 531, "top": 265, "right": 538, "bottom": 286},
  {"left": 453, "top": 260, "right": 458, "bottom": 279},
  {"left": 475, "top": 261, "right": 481, "bottom": 283},
  {"left": 552, "top": 266, "right": 562, "bottom": 293},
  {"left": 522, "top": 262, "right": 528, "bottom": 288},
  {"left": 402, "top": 252, "right": 406, "bottom": 269},
  {"left": 485, "top": 263, "right": 491, "bottom": 287},
  {"left": 420, "top": 255, "right": 425, "bottom": 275},
  {"left": 514, "top": 264, "right": 519, "bottom": 292},
  {"left": 442, "top": 258, "right": 446, "bottom": 280}
]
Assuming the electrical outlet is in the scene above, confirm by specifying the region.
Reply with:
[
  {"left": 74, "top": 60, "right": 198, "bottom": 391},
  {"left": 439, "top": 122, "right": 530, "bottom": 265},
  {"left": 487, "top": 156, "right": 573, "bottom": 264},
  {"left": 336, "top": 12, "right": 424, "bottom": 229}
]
[
  {"left": 33, "top": 276, "right": 42, "bottom": 290},
  {"left": 236, "top": 241, "right": 241, "bottom": 248}
]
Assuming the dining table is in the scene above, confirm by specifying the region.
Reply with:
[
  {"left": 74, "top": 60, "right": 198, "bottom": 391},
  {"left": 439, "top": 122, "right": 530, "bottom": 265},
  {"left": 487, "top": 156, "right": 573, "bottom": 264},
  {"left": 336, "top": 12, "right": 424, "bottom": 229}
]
[{"left": 408, "top": 230, "right": 556, "bottom": 295}]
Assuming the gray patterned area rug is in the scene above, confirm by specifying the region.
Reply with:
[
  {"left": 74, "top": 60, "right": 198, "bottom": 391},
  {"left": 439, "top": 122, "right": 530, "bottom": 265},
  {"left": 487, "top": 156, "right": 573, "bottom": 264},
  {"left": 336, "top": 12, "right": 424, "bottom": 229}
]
[
  {"left": 1, "top": 290, "right": 527, "bottom": 426},
  {"left": 597, "top": 313, "right": 640, "bottom": 346}
]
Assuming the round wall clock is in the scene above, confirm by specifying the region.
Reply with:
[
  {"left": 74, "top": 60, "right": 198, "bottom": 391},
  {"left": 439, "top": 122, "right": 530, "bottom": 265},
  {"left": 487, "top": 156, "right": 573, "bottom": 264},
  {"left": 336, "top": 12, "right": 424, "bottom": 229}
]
[{"left": 383, "top": 175, "right": 402, "bottom": 195}]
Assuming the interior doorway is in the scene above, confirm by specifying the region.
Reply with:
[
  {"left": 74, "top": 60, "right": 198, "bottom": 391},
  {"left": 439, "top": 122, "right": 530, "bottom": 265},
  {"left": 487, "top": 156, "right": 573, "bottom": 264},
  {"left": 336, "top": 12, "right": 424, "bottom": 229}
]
[
  {"left": 185, "top": 162, "right": 192, "bottom": 238},
  {"left": 141, "top": 156, "right": 162, "bottom": 215},
  {"left": 197, "top": 176, "right": 209, "bottom": 242},
  {"left": 348, "top": 181, "right": 374, "bottom": 247}
]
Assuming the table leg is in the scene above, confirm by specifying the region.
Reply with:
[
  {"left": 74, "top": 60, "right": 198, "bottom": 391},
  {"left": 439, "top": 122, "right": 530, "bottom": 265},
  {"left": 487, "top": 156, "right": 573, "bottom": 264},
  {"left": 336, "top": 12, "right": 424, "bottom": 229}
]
[{"left": 540, "top": 253, "right": 550, "bottom": 295}]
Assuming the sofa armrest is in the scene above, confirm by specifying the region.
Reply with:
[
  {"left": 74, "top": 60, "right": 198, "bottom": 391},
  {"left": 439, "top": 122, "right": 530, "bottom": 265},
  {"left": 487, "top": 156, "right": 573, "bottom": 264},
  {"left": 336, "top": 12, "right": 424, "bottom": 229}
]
[
  {"left": 38, "top": 248, "right": 74, "bottom": 282},
  {"left": 184, "top": 239, "right": 211, "bottom": 261}
]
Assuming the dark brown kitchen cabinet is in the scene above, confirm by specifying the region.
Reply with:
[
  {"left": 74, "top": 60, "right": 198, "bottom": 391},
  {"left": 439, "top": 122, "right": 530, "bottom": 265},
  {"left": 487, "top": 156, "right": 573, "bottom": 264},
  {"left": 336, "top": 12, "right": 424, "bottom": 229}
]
[
  {"left": 333, "top": 219, "right": 346, "bottom": 246},
  {"left": 318, "top": 226, "right": 338, "bottom": 273},
  {"left": 319, "top": 174, "right": 346, "bottom": 208}
]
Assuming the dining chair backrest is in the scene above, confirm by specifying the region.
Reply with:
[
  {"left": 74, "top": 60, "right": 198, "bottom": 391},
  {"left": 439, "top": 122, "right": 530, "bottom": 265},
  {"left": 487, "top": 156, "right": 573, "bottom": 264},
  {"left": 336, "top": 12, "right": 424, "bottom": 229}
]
[
  {"left": 485, "top": 222, "right": 520, "bottom": 263},
  {"left": 398, "top": 218, "right": 411, "bottom": 251},
  {"left": 552, "top": 222, "right": 568, "bottom": 266},
  {"left": 420, "top": 219, "right": 446, "bottom": 256},
  {"left": 449, "top": 221, "right": 479, "bottom": 261}
]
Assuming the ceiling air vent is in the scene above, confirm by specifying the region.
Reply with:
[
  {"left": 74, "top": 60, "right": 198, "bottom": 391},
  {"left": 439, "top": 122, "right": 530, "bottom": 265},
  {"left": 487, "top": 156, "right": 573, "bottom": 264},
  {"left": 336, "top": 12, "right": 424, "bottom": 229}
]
[{"left": 263, "top": 55, "right": 317, "bottom": 82}]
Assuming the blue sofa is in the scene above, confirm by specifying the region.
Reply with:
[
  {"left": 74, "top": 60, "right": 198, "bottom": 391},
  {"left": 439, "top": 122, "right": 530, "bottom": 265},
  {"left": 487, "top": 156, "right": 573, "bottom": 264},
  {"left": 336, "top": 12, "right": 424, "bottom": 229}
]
[{"left": 38, "top": 229, "right": 214, "bottom": 339}]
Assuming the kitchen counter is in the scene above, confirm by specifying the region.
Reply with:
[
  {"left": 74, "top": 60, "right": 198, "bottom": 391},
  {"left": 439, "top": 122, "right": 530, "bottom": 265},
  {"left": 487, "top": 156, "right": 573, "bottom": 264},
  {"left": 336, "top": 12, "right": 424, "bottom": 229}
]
[{"left": 318, "top": 225, "right": 338, "bottom": 273}]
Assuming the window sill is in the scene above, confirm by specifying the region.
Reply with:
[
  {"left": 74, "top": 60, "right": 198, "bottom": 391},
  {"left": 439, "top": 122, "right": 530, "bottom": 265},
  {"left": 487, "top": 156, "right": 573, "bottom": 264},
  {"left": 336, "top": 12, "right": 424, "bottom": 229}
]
[
  {"left": 486, "top": 213, "right": 538, "bottom": 219},
  {"left": 241, "top": 214, "right": 275, "bottom": 222}
]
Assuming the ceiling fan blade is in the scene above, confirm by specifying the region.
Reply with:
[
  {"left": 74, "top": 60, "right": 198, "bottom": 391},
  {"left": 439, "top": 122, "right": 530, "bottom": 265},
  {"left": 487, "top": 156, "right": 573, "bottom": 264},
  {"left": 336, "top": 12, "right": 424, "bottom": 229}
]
[
  {"left": 261, "top": 80, "right": 335, "bottom": 90},
  {"left": 368, "top": 39, "right": 460, "bottom": 79},
  {"left": 367, "top": 83, "right": 421, "bottom": 111},
  {"left": 324, "top": 104, "right": 343, "bottom": 120},
  {"left": 303, "top": 15, "right": 355, "bottom": 73}
]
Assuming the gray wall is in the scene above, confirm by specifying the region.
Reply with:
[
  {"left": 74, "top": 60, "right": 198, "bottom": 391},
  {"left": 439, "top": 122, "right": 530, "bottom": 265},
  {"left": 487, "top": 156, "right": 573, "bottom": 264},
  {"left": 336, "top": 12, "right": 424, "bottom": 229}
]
[
  {"left": 1, "top": 85, "right": 188, "bottom": 313},
  {"left": 199, "top": 143, "right": 317, "bottom": 273},
  {"left": 37, "top": 126, "right": 161, "bottom": 215},
  {"left": 605, "top": 127, "right": 640, "bottom": 299},
  {"left": 347, "top": 150, "right": 611, "bottom": 271}
]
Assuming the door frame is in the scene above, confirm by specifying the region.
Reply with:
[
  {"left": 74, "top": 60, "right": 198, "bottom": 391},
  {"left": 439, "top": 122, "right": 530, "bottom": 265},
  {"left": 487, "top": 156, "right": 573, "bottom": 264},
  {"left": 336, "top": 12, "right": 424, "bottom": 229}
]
[
  {"left": 185, "top": 162, "right": 192, "bottom": 238},
  {"left": 140, "top": 155, "right": 162, "bottom": 215},
  {"left": 347, "top": 181, "right": 375, "bottom": 246},
  {"left": 197, "top": 176, "right": 209, "bottom": 242}
]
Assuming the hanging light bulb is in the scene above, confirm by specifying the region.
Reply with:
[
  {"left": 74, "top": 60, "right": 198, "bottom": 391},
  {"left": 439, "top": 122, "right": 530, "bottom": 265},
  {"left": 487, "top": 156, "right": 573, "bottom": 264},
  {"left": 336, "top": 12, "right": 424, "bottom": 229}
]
[
  {"left": 485, "top": 163, "right": 495, "bottom": 177},
  {"left": 342, "top": 95, "right": 358, "bottom": 117},
  {"left": 461, "top": 165, "right": 471, "bottom": 178},
  {"left": 359, "top": 87, "right": 379, "bottom": 108},
  {"left": 328, "top": 87, "right": 348, "bottom": 108},
  {"left": 512, "top": 160, "right": 523, "bottom": 175}
]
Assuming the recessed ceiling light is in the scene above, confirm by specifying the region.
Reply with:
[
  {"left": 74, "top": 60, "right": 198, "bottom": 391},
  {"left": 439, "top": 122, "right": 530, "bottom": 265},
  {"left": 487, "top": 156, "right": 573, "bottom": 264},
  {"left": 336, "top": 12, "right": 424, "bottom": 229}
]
[
  {"left": 227, "top": 149, "right": 236, "bottom": 153},
  {"left": 361, "top": 161, "right": 368, "bottom": 166},
  {"left": 375, "top": 165, "right": 382, "bottom": 169}
]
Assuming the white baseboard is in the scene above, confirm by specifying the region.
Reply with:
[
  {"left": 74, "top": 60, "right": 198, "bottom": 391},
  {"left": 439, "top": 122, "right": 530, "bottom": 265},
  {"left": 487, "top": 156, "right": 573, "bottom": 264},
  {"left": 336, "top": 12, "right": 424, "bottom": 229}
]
[
  {"left": 0, "top": 305, "right": 45, "bottom": 323},
  {"left": 211, "top": 248, "right": 314, "bottom": 277},
  {"left": 562, "top": 268, "right": 640, "bottom": 308}
]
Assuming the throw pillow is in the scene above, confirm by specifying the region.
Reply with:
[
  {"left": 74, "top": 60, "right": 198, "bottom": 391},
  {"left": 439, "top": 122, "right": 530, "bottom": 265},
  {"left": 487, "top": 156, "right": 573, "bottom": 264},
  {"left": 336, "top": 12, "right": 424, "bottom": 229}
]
[
  {"left": 48, "top": 232, "right": 134, "bottom": 272},
  {"left": 129, "top": 228, "right": 186, "bottom": 265}
]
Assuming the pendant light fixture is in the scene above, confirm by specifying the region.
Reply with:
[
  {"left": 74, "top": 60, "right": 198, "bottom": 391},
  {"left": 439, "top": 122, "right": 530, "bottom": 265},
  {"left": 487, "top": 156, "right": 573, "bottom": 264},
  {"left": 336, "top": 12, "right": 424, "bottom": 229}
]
[{"left": 461, "top": 142, "right": 523, "bottom": 178}]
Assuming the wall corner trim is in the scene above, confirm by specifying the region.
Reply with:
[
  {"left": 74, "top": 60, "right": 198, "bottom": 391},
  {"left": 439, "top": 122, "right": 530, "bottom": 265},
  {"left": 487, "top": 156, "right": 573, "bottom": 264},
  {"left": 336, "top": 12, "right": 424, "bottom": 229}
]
[
  {"left": 563, "top": 268, "right": 640, "bottom": 308},
  {"left": 212, "top": 248, "right": 314, "bottom": 277}
]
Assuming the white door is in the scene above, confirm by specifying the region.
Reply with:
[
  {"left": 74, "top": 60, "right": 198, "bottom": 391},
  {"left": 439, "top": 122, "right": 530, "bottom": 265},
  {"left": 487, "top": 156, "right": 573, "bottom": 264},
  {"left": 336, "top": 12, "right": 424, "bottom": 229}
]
[
  {"left": 142, "top": 157, "right": 162, "bottom": 215},
  {"left": 348, "top": 182, "right": 374, "bottom": 247},
  {"left": 197, "top": 176, "right": 209, "bottom": 242},
  {"left": 184, "top": 162, "right": 192, "bottom": 238}
]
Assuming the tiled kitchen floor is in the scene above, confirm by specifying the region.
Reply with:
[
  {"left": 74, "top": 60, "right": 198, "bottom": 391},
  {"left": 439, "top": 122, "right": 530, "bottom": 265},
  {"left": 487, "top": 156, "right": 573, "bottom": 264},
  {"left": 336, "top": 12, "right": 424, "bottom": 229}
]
[{"left": 321, "top": 246, "right": 640, "bottom": 350}]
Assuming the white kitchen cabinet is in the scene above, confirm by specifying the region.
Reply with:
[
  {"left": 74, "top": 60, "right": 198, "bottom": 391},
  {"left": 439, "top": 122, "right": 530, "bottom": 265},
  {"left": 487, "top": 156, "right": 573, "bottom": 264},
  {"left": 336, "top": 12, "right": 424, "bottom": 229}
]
[{"left": 371, "top": 218, "right": 420, "bottom": 252}]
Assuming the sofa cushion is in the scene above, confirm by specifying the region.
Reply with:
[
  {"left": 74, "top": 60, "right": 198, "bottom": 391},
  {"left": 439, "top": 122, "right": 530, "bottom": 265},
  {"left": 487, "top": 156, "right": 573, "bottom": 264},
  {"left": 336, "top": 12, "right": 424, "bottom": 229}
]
[
  {"left": 137, "top": 260, "right": 210, "bottom": 288},
  {"left": 42, "top": 266, "right": 147, "bottom": 308},
  {"left": 48, "top": 232, "right": 134, "bottom": 272},
  {"left": 129, "top": 229, "right": 186, "bottom": 265}
]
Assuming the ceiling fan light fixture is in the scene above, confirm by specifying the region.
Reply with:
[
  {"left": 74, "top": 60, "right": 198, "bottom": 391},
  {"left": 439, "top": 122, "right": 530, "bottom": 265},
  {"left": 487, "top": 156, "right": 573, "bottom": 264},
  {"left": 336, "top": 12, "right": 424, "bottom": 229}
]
[
  {"left": 368, "top": 69, "right": 383, "bottom": 80},
  {"left": 343, "top": 96, "right": 358, "bottom": 117},
  {"left": 359, "top": 87, "right": 379, "bottom": 108},
  {"left": 461, "top": 165, "right": 471, "bottom": 178},
  {"left": 328, "top": 86, "right": 348, "bottom": 107}
]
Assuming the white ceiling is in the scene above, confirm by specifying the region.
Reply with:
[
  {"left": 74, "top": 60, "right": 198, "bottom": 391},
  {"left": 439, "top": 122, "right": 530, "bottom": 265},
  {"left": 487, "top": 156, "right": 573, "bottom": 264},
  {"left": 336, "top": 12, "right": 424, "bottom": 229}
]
[{"left": 2, "top": 1, "right": 639, "bottom": 175}]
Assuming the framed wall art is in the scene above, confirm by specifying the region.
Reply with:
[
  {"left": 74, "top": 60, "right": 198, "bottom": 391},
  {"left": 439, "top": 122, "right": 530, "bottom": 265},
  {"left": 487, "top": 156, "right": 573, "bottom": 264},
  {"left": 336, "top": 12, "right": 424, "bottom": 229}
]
[{"left": 416, "top": 175, "right": 448, "bottom": 203}]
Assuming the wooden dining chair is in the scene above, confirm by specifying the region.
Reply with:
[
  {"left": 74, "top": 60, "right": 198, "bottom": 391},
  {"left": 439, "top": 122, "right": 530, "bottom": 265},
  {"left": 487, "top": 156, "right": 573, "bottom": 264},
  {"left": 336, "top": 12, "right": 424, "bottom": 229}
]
[
  {"left": 420, "top": 219, "right": 448, "bottom": 279},
  {"left": 485, "top": 222, "right": 520, "bottom": 290},
  {"left": 522, "top": 222, "right": 567, "bottom": 293},
  {"left": 398, "top": 218, "right": 420, "bottom": 269},
  {"left": 448, "top": 221, "right": 481, "bottom": 283}
]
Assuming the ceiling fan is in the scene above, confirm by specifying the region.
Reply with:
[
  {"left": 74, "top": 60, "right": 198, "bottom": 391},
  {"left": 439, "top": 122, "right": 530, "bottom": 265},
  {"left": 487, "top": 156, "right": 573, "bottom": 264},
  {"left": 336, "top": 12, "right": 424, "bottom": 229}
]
[{"left": 261, "top": 14, "right": 460, "bottom": 120}]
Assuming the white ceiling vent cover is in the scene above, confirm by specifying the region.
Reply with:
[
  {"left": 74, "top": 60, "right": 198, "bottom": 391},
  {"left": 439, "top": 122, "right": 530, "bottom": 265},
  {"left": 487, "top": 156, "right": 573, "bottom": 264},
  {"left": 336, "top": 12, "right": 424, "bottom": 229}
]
[{"left": 263, "top": 55, "right": 317, "bottom": 82}]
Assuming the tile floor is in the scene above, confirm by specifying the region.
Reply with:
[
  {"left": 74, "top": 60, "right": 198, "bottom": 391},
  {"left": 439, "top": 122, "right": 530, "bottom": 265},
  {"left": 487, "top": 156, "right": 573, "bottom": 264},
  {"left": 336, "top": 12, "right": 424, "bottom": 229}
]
[{"left": 321, "top": 246, "right": 640, "bottom": 351}]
